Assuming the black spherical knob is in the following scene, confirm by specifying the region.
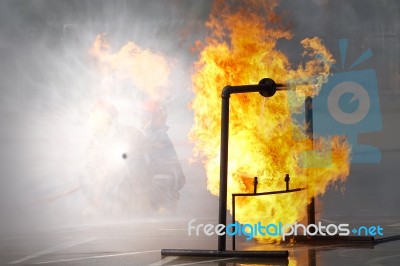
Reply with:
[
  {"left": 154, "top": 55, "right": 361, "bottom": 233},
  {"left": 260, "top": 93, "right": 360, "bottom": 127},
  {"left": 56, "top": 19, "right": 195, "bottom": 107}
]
[
  {"left": 258, "top": 78, "right": 277, "bottom": 97},
  {"left": 122, "top": 153, "right": 127, "bottom": 159}
]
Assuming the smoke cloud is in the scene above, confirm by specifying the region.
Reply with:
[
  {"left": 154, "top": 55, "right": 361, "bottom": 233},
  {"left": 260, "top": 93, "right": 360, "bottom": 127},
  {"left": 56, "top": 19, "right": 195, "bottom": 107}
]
[{"left": 0, "top": 0, "right": 214, "bottom": 233}]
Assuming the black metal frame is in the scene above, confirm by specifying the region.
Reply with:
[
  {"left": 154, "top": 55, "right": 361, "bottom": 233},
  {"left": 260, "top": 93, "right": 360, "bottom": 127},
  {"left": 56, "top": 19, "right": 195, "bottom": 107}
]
[
  {"left": 162, "top": 78, "right": 289, "bottom": 259},
  {"left": 231, "top": 175, "right": 305, "bottom": 250},
  {"left": 161, "top": 77, "right": 400, "bottom": 259},
  {"left": 305, "top": 96, "right": 316, "bottom": 227},
  {"left": 218, "top": 78, "right": 286, "bottom": 251}
]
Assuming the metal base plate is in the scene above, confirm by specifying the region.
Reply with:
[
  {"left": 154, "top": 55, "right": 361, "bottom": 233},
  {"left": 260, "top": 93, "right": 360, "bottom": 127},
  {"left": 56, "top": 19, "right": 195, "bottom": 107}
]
[{"left": 161, "top": 249, "right": 289, "bottom": 258}]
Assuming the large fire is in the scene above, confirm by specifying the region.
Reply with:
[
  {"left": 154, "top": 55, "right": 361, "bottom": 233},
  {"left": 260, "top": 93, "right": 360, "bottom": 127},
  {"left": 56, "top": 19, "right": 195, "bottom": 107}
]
[{"left": 190, "top": 0, "right": 350, "bottom": 242}]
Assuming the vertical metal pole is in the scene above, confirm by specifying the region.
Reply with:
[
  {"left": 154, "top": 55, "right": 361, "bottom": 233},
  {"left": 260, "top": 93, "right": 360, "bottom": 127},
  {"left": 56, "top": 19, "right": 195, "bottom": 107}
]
[
  {"left": 305, "top": 96, "right": 316, "bottom": 226},
  {"left": 232, "top": 195, "right": 236, "bottom": 251},
  {"left": 284, "top": 174, "right": 290, "bottom": 191},
  {"left": 253, "top": 177, "right": 258, "bottom": 194},
  {"left": 218, "top": 94, "right": 230, "bottom": 251},
  {"left": 308, "top": 248, "right": 317, "bottom": 266}
]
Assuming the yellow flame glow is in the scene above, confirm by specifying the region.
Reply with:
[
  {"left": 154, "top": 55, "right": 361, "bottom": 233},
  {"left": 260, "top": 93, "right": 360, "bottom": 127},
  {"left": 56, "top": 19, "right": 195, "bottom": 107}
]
[
  {"left": 87, "top": 34, "right": 171, "bottom": 132},
  {"left": 89, "top": 33, "right": 170, "bottom": 101}
]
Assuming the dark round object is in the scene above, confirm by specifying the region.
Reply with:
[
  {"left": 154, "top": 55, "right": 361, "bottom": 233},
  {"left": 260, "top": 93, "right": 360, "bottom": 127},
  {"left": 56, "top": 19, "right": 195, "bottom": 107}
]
[
  {"left": 258, "top": 78, "right": 277, "bottom": 97},
  {"left": 80, "top": 125, "right": 153, "bottom": 214}
]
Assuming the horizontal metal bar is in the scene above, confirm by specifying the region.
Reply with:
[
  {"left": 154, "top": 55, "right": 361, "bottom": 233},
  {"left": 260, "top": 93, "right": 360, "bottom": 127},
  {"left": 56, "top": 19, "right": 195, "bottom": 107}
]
[
  {"left": 374, "top": 235, "right": 400, "bottom": 245},
  {"left": 284, "top": 235, "right": 375, "bottom": 244},
  {"left": 161, "top": 249, "right": 289, "bottom": 258},
  {"left": 232, "top": 188, "right": 305, "bottom": 197},
  {"left": 231, "top": 187, "right": 305, "bottom": 251},
  {"left": 221, "top": 84, "right": 285, "bottom": 97}
]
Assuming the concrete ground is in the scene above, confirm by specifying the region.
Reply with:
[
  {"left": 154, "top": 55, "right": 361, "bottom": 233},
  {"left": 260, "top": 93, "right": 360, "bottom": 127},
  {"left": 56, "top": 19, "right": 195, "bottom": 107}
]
[
  {"left": 0, "top": 215, "right": 399, "bottom": 266},
  {"left": 0, "top": 105, "right": 399, "bottom": 266}
]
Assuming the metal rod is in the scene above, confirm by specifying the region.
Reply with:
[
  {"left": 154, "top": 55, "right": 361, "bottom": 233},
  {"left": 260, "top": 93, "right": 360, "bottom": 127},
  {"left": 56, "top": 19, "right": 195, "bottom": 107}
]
[
  {"left": 231, "top": 187, "right": 305, "bottom": 250},
  {"left": 253, "top": 177, "right": 258, "bottom": 194},
  {"left": 218, "top": 78, "right": 282, "bottom": 252},
  {"left": 284, "top": 174, "right": 290, "bottom": 191},
  {"left": 161, "top": 249, "right": 289, "bottom": 258},
  {"left": 232, "top": 187, "right": 305, "bottom": 197},
  {"left": 308, "top": 248, "right": 316, "bottom": 266},
  {"left": 218, "top": 92, "right": 230, "bottom": 252},
  {"left": 221, "top": 84, "right": 285, "bottom": 97},
  {"left": 374, "top": 235, "right": 400, "bottom": 245},
  {"left": 232, "top": 194, "right": 236, "bottom": 251},
  {"left": 284, "top": 235, "right": 375, "bottom": 243},
  {"left": 305, "top": 96, "right": 316, "bottom": 227}
]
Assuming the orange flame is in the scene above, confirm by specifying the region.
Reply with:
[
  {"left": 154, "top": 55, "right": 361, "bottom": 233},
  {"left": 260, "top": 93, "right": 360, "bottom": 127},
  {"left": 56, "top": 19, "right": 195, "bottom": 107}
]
[
  {"left": 190, "top": 0, "right": 350, "bottom": 242},
  {"left": 89, "top": 33, "right": 170, "bottom": 101},
  {"left": 87, "top": 34, "right": 171, "bottom": 132}
]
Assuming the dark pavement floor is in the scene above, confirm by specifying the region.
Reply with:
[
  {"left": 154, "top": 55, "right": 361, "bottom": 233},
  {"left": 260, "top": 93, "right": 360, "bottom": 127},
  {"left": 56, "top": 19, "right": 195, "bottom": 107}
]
[
  {"left": 0, "top": 215, "right": 399, "bottom": 266},
  {"left": 1, "top": 114, "right": 399, "bottom": 265}
]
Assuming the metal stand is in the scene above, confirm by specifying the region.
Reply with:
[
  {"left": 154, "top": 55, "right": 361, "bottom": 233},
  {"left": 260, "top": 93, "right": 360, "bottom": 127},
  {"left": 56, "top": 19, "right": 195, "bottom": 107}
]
[
  {"left": 162, "top": 78, "right": 289, "bottom": 259},
  {"left": 305, "top": 96, "right": 316, "bottom": 227},
  {"left": 161, "top": 78, "right": 400, "bottom": 259},
  {"left": 231, "top": 175, "right": 305, "bottom": 250},
  {"left": 161, "top": 249, "right": 288, "bottom": 258},
  {"left": 218, "top": 78, "right": 286, "bottom": 251}
]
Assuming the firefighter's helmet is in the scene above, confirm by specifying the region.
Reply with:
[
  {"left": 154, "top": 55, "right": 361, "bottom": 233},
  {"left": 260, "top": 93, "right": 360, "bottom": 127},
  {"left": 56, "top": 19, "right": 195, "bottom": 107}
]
[{"left": 137, "top": 99, "right": 167, "bottom": 128}]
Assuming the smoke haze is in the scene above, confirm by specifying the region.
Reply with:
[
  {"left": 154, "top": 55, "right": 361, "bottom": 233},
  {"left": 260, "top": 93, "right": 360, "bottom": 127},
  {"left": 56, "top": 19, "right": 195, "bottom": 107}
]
[{"left": 0, "top": 0, "right": 399, "bottom": 235}]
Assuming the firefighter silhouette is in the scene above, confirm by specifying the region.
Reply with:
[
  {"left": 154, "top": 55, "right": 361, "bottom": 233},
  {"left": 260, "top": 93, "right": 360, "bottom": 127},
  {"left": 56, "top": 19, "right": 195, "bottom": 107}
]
[{"left": 137, "top": 99, "right": 186, "bottom": 211}]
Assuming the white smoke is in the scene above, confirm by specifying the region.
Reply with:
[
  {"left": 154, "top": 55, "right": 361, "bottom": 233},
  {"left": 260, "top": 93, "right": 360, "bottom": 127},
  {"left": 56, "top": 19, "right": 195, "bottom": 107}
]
[{"left": 0, "top": 0, "right": 213, "bottom": 233}]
